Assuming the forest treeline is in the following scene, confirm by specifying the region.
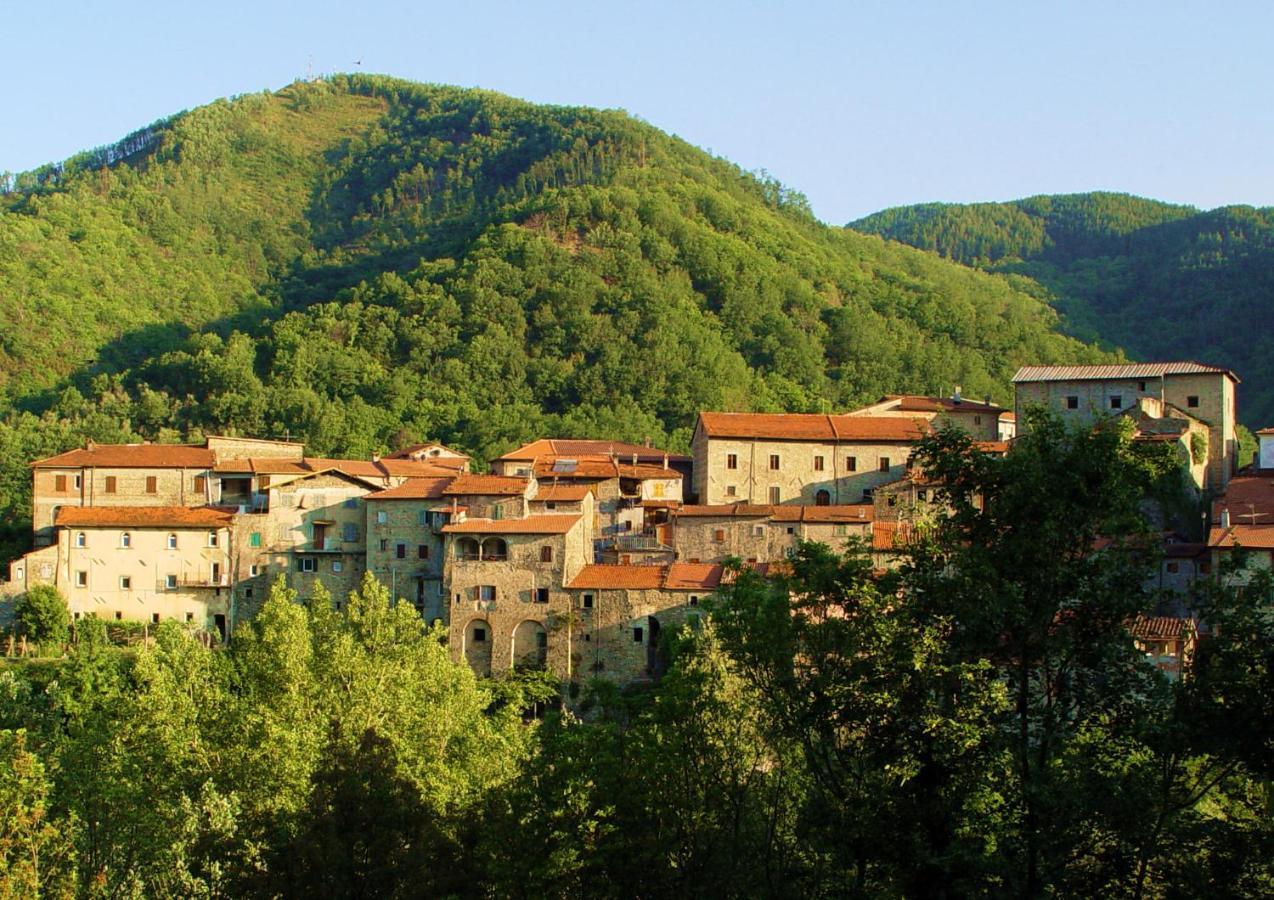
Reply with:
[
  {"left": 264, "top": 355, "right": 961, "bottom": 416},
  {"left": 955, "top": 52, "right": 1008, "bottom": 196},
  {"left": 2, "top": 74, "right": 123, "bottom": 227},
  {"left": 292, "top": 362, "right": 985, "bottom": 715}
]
[
  {"left": 0, "top": 74, "right": 1113, "bottom": 567},
  {"left": 849, "top": 194, "right": 1274, "bottom": 425},
  {"left": 2, "top": 417, "right": 1270, "bottom": 897}
]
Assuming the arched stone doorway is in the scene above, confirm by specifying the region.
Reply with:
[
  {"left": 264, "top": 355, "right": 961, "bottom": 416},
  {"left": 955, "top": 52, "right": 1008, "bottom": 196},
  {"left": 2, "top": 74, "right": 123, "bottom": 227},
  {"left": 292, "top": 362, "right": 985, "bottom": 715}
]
[
  {"left": 511, "top": 619, "right": 548, "bottom": 669},
  {"left": 464, "top": 618, "right": 492, "bottom": 676}
]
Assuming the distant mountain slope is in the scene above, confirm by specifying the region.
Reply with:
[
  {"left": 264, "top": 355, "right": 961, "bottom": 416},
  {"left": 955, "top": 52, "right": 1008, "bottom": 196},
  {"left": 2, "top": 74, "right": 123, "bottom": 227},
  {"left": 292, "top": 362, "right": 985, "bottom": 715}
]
[
  {"left": 849, "top": 193, "right": 1274, "bottom": 425},
  {"left": 0, "top": 75, "right": 1116, "bottom": 563}
]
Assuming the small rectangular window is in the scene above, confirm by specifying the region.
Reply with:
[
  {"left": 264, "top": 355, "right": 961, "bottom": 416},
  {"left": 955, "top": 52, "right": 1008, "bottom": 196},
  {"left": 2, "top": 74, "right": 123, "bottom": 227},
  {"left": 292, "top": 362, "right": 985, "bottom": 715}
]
[
  {"left": 472, "top": 627, "right": 487, "bottom": 643},
  {"left": 146, "top": 476, "right": 158, "bottom": 494},
  {"left": 166, "top": 574, "right": 177, "bottom": 589},
  {"left": 167, "top": 533, "right": 178, "bottom": 549},
  {"left": 396, "top": 543, "right": 407, "bottom": 559},
  {"left": 76, "top": 532, "right": 86, "bottom": 547},
  {"left": 250, "top": 532, "right": 262, "bottom": 548},
  {"left": 151, "top": 613, "right": 160, "bottom": 624},
  {"left": 417, "top": 509, "right": 429, "bottom": 525},
  {"left": 973, "top": 415, "right": 981, "bottom": 425},
  {"left": 769, "top": 454, "right": 780, "bottom": 470},
  {"left": 726, "top": 453, "right": 738, "bottom": 470},
  {"left": 121, "top": 532, "right": 132, "bottom": 548},
  {"left": 1110, "top": 395, "right": 1122, "bottom": 409},
  {"left": 726, "top": 485, "right": 737, "bottom": 497},
  {"left": 344, "top": 497, "right": 358, "bottom": 509},
  {"left": 752, "top": 524, "right": 764, "bottom": 536},
  {"left": 377, "top": 510, "right": 388, "bottom": 524},
  {"left": 104, "top": 475, "right": 117, "bottom": 493},
  {"left": 76, "top": 570, "right": 87, "bottom": 587},
  {"left": 1187, "top": 395, "right": 1200, "bottom": 408},
  {"left": 917, "top": 489, "right": 927, "bottom": 501},
  {"left": 194, "top": 475, "right": 206, "bottom": 493},
  {"left": 768, "top": 486, "right": 781, "bottom": 505},
  {"left": 299, "top": 558, "right": 316, "bottom": 573},
  {"left": 379, "top": 539, "right": 388, "bottom": 552},
  {"left": 1166, "top": 561, "right": 1180, "bottom": 573},
  {"left": 535, "top": 588, "right": 549, "bottom": 603},
  {"left": 714, "top": 528, "right": 726, "bottom": 542},
  {"left": 847, "top": 457, "right": 857, "bottom": 472},
  {"left": 55, "top": 474, "right": 66, "bottom": 492},
  {"left": 332, "top": 560, "right": 344, "bottom": 573},
  {"left": 633, "top": 627, "right": 644, "bottom": 643},
  {"left": 250, "top": 564, "right": 261, "bottom": 577},
  {"left": 1138, "top": 381, "right": 1147, "bottom": 392},
  {"left": 74, "top": 475, "right": 82, "bottom": 490},
  {"left": 208, "top": 531, "right": 219, "bottom": 548},
  {"left": 479, "top": 585, "right": 496, "bottom": 602},
  {"left": 1066, "top": 395, "right": 1079, "bottom": 409},
  {"left": 879, "top": 457, "right": 891, "bottom": 472},
  {"left": 814, "top": 455, "right": 824, "bottom": 472},
  {"left": 418, "top": 545, "right": 429, "bottom": 559},
  {"left": 343, "top": 523, "right": 358, "bottom": 542},
  {"left": 582, "top": 593, "right": 594, "bottom": 609},
  {"left": 185, "top": 612, "right": 194, "bottom": 623},
  {"left": 120, "top": 576, "right": 132, "bottom": 590}
]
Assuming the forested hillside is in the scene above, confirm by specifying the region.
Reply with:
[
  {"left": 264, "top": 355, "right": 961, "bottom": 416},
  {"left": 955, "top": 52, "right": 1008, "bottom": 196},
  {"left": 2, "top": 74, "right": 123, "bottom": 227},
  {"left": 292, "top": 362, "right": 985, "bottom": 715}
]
[
  {"left": 850, "top": 193, "right": 1274, "bottom": 425},
  {"left": 0, "top": 74, "right": 1112, "bottom": 563}
]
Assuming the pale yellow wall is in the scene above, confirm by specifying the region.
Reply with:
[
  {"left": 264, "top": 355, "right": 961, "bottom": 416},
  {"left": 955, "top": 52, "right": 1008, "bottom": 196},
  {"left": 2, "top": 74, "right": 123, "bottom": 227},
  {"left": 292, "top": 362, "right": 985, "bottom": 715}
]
[
  {"left": 699, "top": 437, "right": 913, "bottom": 506},
  {"left": 54, "top": 525, "right": 231, "bottom": 627}
]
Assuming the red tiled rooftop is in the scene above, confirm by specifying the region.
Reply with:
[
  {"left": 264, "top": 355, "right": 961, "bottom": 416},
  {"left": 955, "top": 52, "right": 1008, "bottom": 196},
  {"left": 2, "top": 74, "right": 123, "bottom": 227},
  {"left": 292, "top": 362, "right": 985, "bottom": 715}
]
[
  {"left": 872, "top": 521, "right": 918, "bottom": 551},
  {"left": 442, "top": 514, "right": 579, "bottom": 535},
  {"left": 696, "top": 412, "right": 930, "bottom": 442},
  {"left": 876, "top": 395, "right": 1005, "bottom": 414},
  {"left": 1128, "top": 615, "right": 1192, "bottom": 640},
  {"left": 532, "top": 484, "right": 594, "bottom": 502},
  {"left": 567, "top": 564, "right": 669, "bottom": 590},
  {"left": 365, "top": 478, "right": 452, "bottom": 500},
  {"left": 1212, "top": 473, "right": 1274, "bottom": 526},
  {"left": 496, "top": 438, "right": 689, "bottom": 463},
  {"left": 1208, "top": 524, "right": 1274, "bottom": 549},
  {"left": 664, "top": 562, "right": 725, "bottom": 590},
  {"left": 34, "top": 443, "right": 215, "bottom": 469},
  {"left": 55, "top": 506, "right": 234, "bottom": 528},
  {"left": 442, "top": 474, "right": 530, "bottom": 496},
  {"left": 673, "top": 504, "right": 773, "bottom": 518}
]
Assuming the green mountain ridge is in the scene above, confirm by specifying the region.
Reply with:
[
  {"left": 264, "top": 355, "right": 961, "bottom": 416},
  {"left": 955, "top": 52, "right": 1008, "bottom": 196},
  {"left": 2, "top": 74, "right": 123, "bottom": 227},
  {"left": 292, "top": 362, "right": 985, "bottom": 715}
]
[
  {"left": 0, "top": 74, "right": 1114, "bottom": 562},
  {"left": 849, "top": 193, "right": 1274, "bottom": 425}
]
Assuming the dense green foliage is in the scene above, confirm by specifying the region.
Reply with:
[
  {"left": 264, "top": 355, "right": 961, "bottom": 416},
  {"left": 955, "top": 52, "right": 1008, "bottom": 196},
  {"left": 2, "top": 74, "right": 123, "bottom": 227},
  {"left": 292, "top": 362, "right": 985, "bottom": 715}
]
[
  {"left": 0, "top": 74, "right": 1113, "bottom": 565},
  {"left": 1, "top": 416, "right": 1268, "bottom": 897},
  {"left": 850, "top": 193, "right": 1274, "bottom": 425},
  {"left": 13, "top": 585, "right": 70, "bottom": 646}
]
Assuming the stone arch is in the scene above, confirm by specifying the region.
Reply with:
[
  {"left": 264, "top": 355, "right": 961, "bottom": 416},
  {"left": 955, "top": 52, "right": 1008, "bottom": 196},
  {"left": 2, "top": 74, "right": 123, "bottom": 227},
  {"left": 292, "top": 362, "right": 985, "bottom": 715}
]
[
  {"left": 481, "top": 537, "right": 508, "bottom": 561},
  {"left": 511, "top": 619, "right": 548, "bottom": 669},
  {"left": 463, "top": 617, "right": 493, "bottom": 676},
  {"left": 456, "top": 537, "right": 481, "bottom": 560}
]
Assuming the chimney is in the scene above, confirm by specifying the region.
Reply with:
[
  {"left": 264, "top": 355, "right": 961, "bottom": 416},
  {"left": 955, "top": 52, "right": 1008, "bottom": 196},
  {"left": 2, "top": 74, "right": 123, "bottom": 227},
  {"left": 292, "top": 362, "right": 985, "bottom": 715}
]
[
  {"left": 86, "top": 439, "right": 96, "bottom": 451},
  {"left": 984, "top": 394, "right": 992, "bottom": 408},
  {"left": 1220, "top": 507, "right": 1231, "bottom": 528},
  {"left": 372, "top": 453, "right": 381, "bottom": 463},
  {"left": 662, "top": 453, "right": 669, "bottom": 470},
  {"left": 644, "top": 436, "right": 652, "bottom": 448},
  {"left": 632, "top": 453, "right": 638, "bottom": 466},
  {"left": 952, "top": 385, "right": 962, "bottom": 403}
]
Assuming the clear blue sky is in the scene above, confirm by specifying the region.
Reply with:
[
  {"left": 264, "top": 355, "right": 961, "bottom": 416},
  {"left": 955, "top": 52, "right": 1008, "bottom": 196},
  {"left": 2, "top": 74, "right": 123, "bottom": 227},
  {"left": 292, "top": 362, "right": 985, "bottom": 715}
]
[{"left": 4, "top": 1, "right": 1271, "bottom": 223}]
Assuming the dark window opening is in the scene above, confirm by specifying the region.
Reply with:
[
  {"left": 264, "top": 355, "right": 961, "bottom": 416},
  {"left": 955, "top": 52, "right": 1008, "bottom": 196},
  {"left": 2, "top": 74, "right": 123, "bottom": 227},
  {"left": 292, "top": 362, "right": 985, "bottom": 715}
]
[
  {"left": 1110, "top": 396, "right": 1122, "bottom": 409},
  {"left": 726, "top": 453, "right": 738, "bottom": 470},
  {"left": 879, "top": 457, "right": 891, "bottom": 472},
  {"left": 535, "top": 588, "right": 550, "bottom": 603},
  {"left": 540, "top": 545, "right": 553, "bottom": 563},
  {"left": 1066, "top": 395, "right": 1079, "bottom": 409},
  {"left": 582, "top": 593, "right": 594, "bottom": 609},
  {"left": 418, "top": 545, "right": 429, "bottom": 559},
  {"left": 769, "top": 454, "right": 780, "bottom": 470},
  {"left": 472, "top": 627, "right": 486, "bottom": 643},
  {"left": 1187, "top": 395, "right": 1200, "bottom": 408},
  {"left": 396, "top": 543, "right": 407, "bottom": 559},
  {"left": 633, "top": 627, "right": 644, "bottom": 643},
  {"left": 847, "top": 457, "right": 857, "bottom": 471}
]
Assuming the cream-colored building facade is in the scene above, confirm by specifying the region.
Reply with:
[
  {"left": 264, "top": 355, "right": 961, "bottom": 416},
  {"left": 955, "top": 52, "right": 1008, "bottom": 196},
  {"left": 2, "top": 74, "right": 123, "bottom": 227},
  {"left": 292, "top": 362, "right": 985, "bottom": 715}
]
[
  {"left": 1013, "top": 363, "right": 1239, "bottom": 490},
  {"left": 692, "top": 412, "right": 930, "bottom": 506}
]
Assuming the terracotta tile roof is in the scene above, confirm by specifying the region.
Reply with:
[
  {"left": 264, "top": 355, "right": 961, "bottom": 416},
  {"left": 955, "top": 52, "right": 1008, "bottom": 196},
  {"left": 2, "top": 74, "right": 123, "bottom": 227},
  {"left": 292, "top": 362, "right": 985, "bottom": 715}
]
[
  {"left": 1128, "top": 615, "right": 1192, "bottom": 640},
  {"left": 696, "top": 412, "right": 930, "bottom": 442},
  {"left": 55, "top": 506, "right": 235, "bottom": 528},
  {"left": 532, "top": 484, "right": 593, "bottom": 502},
  {"left": 365, "top": 478, "right": 452, "bottom": 500},
  {"left": 664, "top": 563, "right": 725, "bottom": 590},
  {"left": 768, "top": 504, "right": 875, "bottom": 523},
  {"left": 302, "top": 457, "right": 385, "bottom": 478},
  {"left": 1013, "top": 362, "right": 1239, "bottom": 383},
  {"left": 442, "top": 474, "right": 530, "bottom": 496},
  {"left": 1001, "top": 412, "right": 1017, "bottom": 422},
  {"left": 872, "top": 521, "right": 918, "bottom": 551},
  {"left": 1208, "top": 524, "right": 1274, "bottom": 549},
  {"left": 1256, "top": 427, "right": 1274, "bottom": 436},
  {"left": 33, "top": 443, "right": 215, "bottom": 469},
  {"left": 442, "top": 514, "right": 578, "bottom": 534},
  {"left": 374, "top": 458, "right": 460, "bottom": 477},
  {"left": 974, "top": 440, "right": 1011, "bottom": 454},
  {"left": 532, "top": 456, "right": 619, "bottom": 479},
  {"left": 247, "top": 459, "right": 312, "bottom": 475},
  {"left": 1212, "top": 473, "right": 1274, "bottom": 526},
  {"left": 567, "top": 564, "right": 669, "bottom": 590},
  {"left": 496, "top": 438, "right": 689, "bottom": 463},
  {"left": 673, "top": 504, "right": 773, "bottom": 518}
]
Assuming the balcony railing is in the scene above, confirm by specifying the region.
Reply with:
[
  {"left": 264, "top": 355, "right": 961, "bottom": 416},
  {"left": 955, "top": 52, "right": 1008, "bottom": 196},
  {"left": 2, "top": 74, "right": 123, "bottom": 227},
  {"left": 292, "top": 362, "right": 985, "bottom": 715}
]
[{"left": 159, "top": 575, "right": 230, "bottom": 590}]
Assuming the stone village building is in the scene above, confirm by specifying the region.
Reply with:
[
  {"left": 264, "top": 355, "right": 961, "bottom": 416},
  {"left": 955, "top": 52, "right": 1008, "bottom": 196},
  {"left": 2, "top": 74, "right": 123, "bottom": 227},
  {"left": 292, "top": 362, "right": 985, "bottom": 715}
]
[{"left": 1, "top": 374, "right": 1246, "bottom": 685}]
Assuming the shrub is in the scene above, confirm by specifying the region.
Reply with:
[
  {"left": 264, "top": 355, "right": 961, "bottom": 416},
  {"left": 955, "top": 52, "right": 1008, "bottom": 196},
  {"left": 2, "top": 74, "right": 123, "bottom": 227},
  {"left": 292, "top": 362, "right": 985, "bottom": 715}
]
[{"left": 14, "top": 584, "right": 71, "bottom": 645}]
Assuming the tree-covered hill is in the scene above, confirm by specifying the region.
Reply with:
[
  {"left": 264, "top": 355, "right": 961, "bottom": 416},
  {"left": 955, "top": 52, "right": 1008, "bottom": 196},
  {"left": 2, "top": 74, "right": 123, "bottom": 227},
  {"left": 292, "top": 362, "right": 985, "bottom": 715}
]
[
  {"left": 0, "top": 74, "right": 1114, "bottom": 562},
  {"left": 849, "top": 193, "right": 1274, "bottom": 426}
]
